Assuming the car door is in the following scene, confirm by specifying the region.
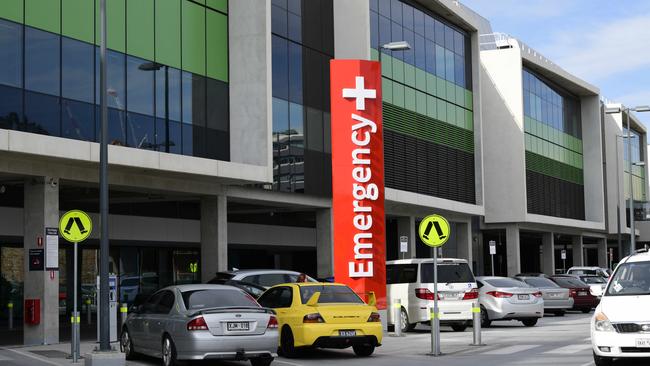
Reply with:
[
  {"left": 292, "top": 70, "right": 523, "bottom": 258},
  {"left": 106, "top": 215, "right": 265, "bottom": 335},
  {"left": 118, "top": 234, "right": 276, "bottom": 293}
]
[
  {"left": 137, "top": 291, "right": 165, "bottom": 353},
  {"left": 148, "top": 290, "right": 175, "bottom": 357},
  {"left": 258, "top": 286, "right": 294, "bottom": 328}
]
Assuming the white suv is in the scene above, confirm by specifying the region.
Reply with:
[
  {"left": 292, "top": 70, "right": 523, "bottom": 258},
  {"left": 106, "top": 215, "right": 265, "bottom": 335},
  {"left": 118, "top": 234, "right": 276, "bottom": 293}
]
[{"left": 591, "top": 249, "right": 650, "bottom": 365}]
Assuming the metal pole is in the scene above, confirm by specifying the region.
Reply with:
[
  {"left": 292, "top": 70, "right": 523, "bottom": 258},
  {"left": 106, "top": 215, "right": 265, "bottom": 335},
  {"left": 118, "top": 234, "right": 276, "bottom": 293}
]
[
  {"left": 430, "top": 248, "right": 441, "bottom": 356},
  {"left": 393, "top": 299, "right": 402, "bottom": 337},
  {"left": 73, "top": 242, "right": 79, "bottom": 362},
  {"left": 99, "top": 0, "right": 110, "bottom": 352},
  {"left": 490, "top": 254, "right": 495, "bottom": 277},
  {"left": 7, "top": 302, "right": 13, "bottom": 330},
  {"left": 164, "top": 66, "right": 170, "bottom": 153},
  {"left": 626, "top": 109, "right": 636, "bottom": 256},
  {"left": 616, "top": 138, "right": 622, "bottom": 263},
  {"left": 471, "top": 301, "right": 483, "bottom": 346}
]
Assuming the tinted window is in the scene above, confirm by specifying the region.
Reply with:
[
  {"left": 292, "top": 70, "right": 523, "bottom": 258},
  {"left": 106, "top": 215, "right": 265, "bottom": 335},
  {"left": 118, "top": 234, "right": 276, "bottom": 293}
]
[
  {"left": 0, "top": 85, "right": 22, "bottom": 130},
  {"left": 523, "top": 277, "right": 559, "bottom": 288},
  {"left": 25, "top": 27, "right": 60, "bottom": 95},
  {"left": 62, "top": 37, "right": 93, "bottom": 103},
  {"left": 257, "top": 287, "right": 293, "bottom": 308},
  {"left": 553, "top": 277, "right": 588, "bottom": 288},
  {"left": 24, "top": 92, "right": 60, "bottom": 136},
  {"left": 156, "top": 291, "right": 175, "bottom": 314},
  {"left": 606, "top": 262, "right": 650, "bottom": 296},
  {"left": 256, "top": 274, "right": 290, "bottom": 287},
  {"left": 62, "top": 99, "right": 94, "bottom": 141},
  {"left": 126, "top": 56, "right": 154, "bottom": 116},
  {"left": 0, "top": 19, "right": 22, "bottom": 88},
  {"left": 386, "top": 264, "right": 418, "bottom": 284},
  {"left": 142, "top": 291, "right": 165, "bottom": 313},
  {"left": 299, "top": 285, "right": 363, "bottom": 304},
  {"left": 181, "top": 289, "right": 258, "bottom": 310},
  {"left": 420, "top": 263, "right": 475, "bottom": 283},
  {"left": 485, "top": 278, "right": 529, "bottom": 288},
  {"left": 581, "top": 276, "right": 605, "bottom": 284}
]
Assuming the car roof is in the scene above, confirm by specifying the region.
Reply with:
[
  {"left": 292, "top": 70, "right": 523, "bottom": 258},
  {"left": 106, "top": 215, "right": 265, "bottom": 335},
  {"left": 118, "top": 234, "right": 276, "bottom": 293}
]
[
  {"left": 567, "top": 266, "right": 602, "bottom": 270},
  {"left": 622, "top": 249, "right": 650, "bottom": 263},
  {"left": 162, "top": 284, "right": 241, "bottom": 292},
  {"left": 219, "top": 269, "right": 304, "bottom": 276},
  {"left": 386, "top": 258, "right": 469, "bottom": 264},
  {"left": 271, "top": 282, "right": 348, "bottom": 288}
]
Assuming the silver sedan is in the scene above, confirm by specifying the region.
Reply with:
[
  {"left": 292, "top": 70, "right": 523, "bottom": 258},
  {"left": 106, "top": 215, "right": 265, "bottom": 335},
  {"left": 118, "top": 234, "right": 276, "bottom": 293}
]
[
  {"left": 476, "top": 276, "right": 544, "bottom": 327},
  {"left": 516, "top": 276, "right": 573, "bottom": 316},
  {"left": 120, "top": 284, "right": 278, "bottom": 366}
]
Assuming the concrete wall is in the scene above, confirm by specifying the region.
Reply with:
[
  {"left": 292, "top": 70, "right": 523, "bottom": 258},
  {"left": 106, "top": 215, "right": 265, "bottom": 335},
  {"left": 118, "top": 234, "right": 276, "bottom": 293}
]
[
  {"left": 333, "top": 0, "right": 370, "bottom": 60},
  {"left": 581, "top": 96, "right": 606, "bottom": 223},
  {"left": 602, "top": 107, "right": 627, "bottom": 235}
]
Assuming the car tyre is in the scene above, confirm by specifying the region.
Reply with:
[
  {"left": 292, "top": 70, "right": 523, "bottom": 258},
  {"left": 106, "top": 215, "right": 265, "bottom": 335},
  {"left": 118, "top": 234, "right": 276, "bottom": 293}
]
[
  {"left": 581, "top": 308, "right": 592, "bottom": 314},
  {"left": 400, "top": 308, "right": 416, "bottom": 333},
  {"left": 451, "top": 323, "right": 468, "bottom": 332},
  {"left": 120, "top": 328, "right": 137, "bottom": 360},
  {"left": 593, "top": 352, "right": 613, "bottom": 366},
  {"left": 280, "top": 326, "right": 297, "bottom": 358},
  {"left": 250, "top": 357, "right": 274, "bottom": 366},
  {"left": 480, "top": 307, "right": 491, "bottom": 328},
  {"left": 162, "top": 336, "right": 180, "bottom": 366},
  {"left": 521, "top": 319, "right": 537, "bottom": 327},
  {"left": 352, "top": 344, "right": 375, "bottom": 357}
]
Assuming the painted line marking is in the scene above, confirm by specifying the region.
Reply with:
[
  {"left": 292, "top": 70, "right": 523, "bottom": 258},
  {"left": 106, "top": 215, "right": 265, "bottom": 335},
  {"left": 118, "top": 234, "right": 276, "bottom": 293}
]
[
  {"left": 483, "top": 344, "right": 539, "bottom": 355},
  {"left": 1, "top": 348, "right": 62, "bottom": 366},
  {"left": 543, "top": 344, "right": 592, "bottom": 354}
]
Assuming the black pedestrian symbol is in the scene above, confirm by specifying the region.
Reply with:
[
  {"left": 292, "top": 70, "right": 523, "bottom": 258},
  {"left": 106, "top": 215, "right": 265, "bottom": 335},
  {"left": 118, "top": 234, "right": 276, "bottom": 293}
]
[
  {"left": 423, "top": 220, "right": 446, "bottom": 241},
  {"left": 433, "top": 221, "right": 446, "bottom": 240},
  {"left": 63, "top": 216, "right": 88, "bottom": 235},
  {"left": 423, "top": 221, "right": 433, "bottom": 240}
]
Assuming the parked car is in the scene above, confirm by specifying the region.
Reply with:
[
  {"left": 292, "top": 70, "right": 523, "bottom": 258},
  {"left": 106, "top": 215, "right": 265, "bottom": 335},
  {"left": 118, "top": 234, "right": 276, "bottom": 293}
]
[
  {"left": 567, "top": 266, "right": 611, "bottom": 278},
  {"left": 206, "top": 278, "right": 267, "bottom": 299},
  {"left": 591, "top": 248, "right": 650, "bottom": 365},
  {"left": 257, "top": 282, "right": 382, "bottom": 357},
  {"left": 550, "top": 276, "right": 599, "bottom": 313},
  {"left": 515, "top": 276, "right": 573, "bottom": 316},
  {"left": 559, "top": 274, "right": 608, "bottom": 298},
  {"left": 386, "top": 258, "right": 478, "bottom": 332},
  {"left": 475, "top": 276, "right": 543, "bottom": 327},
  {"left": 214, "top": 270, "right": 317, "bottom": 289},
  {"left": 120, "top": 284, "right": 278, "bottom": 366},
  {"left": 515, "top": 273, "right": 549, "bottom": 278}
]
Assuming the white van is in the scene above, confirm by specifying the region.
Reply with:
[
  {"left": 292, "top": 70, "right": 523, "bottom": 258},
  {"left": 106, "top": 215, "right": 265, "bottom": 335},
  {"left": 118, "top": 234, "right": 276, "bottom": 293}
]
[{"left": 386, "top": 258, "right": 478, "bottom": 332}]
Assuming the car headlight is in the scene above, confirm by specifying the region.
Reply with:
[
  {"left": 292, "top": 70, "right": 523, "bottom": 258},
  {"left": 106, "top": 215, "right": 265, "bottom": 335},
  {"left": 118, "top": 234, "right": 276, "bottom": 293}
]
[{"left": 594, "top": 312, "right": 615, "bottom": 332}]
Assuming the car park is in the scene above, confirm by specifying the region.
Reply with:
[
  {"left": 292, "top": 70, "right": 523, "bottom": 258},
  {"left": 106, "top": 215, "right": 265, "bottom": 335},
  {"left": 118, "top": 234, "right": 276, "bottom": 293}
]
[
  {"left": 591, "top": 249, "right": 650, "bottom": 366},
  {"left": 386, "top": 258, "right": 478, "bottom": 332},
  {"left": 214, "top": 270, "right": 317, "bottom": 289},
  {"left": 475, "top": 276, "right": 543, "bottom": 327},
  {"left": 257, "top": 282, "right": 382, "bottom": 357},
  {"left": 515, "top": 276, "right": 573, "bottom": 316},
  {"left": 550, "top": 276, "right": 599, "bottom": 313},
  {"left": 121, "top": 284, "right": 278, "bottom": 366},
  {"left": 567, "top": 266, "right": 611, "bottom": 278}
]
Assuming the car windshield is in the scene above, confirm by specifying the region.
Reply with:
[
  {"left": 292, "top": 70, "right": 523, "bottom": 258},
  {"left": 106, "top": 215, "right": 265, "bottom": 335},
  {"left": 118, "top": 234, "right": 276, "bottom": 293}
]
[
  {"left": 606, "top": 262, "right": 650, "bottom": 296},
  {"left": 181, "top": 289, "right": 259, "bottom": 310},
  {"left": 420, "top": 263, "right": 475, "bottom": 283},
  {"left": 553, "top": 277, "right": 588, "bottom": 288},
  {"left": 581, "top": 276, "right": 605, "bottom": 284},
  {"left": 299, "top": 285, "right": 364, "bottom": 304},
  {"left": 523, "top": 277, "right": 559, "bottom": 288},
  {"left": 485, "top": 278, "right": 529, "bottom": 288}
]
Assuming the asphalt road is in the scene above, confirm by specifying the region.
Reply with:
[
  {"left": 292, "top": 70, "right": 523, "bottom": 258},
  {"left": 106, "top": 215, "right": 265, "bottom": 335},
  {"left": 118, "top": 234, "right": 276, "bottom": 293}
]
[{"left": 1, "top": 312, "right": 648, "bottom": 366}]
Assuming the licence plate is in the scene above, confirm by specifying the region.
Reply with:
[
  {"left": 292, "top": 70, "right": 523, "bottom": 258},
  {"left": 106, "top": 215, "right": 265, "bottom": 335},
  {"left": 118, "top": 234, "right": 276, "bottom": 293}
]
[
  {"left": 549, "top": 293, "right": 560, "bottom": 298},
  {"left": 441, "top": 292, "right": 461, "bottom": 300},
  {"left": 227, "top": 322, "right": 249, "bottom": 331},
  {"left": 339, "top": 330, "right": 357, "bottom": 337},
  {"left": 517, "top": 294, "right": 529, "bottom": 300},
  {"left": 636, "top": 339, "right": 650, "bottom": 348},
  {"left": 578, "top": 292, "right": 588, "bottom": 296}
]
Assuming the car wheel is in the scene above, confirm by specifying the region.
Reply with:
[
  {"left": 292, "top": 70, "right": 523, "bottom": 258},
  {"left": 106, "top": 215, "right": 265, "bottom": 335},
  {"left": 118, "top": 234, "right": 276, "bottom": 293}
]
[
  {"left": 451, "top": 323, "right": 468, "bottom": 332},
  {"left": 581, "top": 308, "right": 592, "bottom": 314},
  {"left": 521, "top": 319, "right": 537, "bottom": 327},
  {"left": 554, "top": 310, "right": 565, "bottom": 317},
  {"left": 280, "top": 326, "right": 297, "bottom": 358},
  {"left": 400, "top": 308, "right": 416, "bottom": 332},
  {"left": 120, "top": 328, "right": 137, "bottom": 360},
  {"left": 480, "top": 307, "right": 491, "bottom": 328},
  {"left": 352, "top": 344, "right": 375, "bottom": 357},
  {"left": 162, "top": 336, "right": 180, "bottom": 366},
  {"left": 593, "top": 351, "right": 613, "bottom": 366},
  {"left": 250, "top": 357, "right": 274, "bottom": 366}
]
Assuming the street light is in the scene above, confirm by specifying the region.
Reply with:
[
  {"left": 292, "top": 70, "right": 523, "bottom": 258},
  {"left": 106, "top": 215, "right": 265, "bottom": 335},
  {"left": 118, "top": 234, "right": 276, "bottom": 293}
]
[
  {"left": 377, "top": 41, "right": 411, "bottom": 72},
  {"left": 139, "top": 62, "right": 170, "bottom": 153},
  {"left": 606, "top": 105, "right": 650, "bottom": 256}
]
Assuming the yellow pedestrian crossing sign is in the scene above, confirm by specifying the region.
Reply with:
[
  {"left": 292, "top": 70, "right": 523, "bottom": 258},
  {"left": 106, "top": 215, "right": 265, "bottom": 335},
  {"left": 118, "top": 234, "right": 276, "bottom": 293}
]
[
  {"left": 59, "top": 210, "right": 92, "bottom": 243},
  {"left": 418, "top": 214, "right": 450, "bottom": 248}
]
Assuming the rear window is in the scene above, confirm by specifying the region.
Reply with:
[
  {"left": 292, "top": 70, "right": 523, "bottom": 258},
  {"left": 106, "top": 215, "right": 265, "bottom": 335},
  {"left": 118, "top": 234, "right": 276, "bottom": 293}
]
[
  {"left": 553, "top": 277, "right": 588, "bottom": 288},
  {"left": 523, "top": 277, "right": 559, "bottom": 288},
  {"left": 421, "top": 263, "right": 475, "bottom": 283},
  {"left": 581, "top": 276, "right": 605, "bottom": 284},
  {"left": 387, "top": 264, "right": 418, "bottom": 284},
  {"left": 485, "top": 278, "right": 529, "bottom": 288},
  {"left": 214, "top": 272, "right": 235, "bottom": 280},
  {"left": 181, "top": 289, "right": 258, "bottom": 310},
  {"left": 569, "top": 269, "right": 596, "bottom": 275},
  {"left": 299, "top": 285, "right": 364, "bottom": 304}
]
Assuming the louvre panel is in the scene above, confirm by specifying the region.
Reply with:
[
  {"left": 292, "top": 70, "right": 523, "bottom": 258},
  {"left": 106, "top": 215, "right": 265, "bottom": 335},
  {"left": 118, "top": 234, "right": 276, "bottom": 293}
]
[
  {"left": 525, "top": 151, "right": 583, "bottom": 185},
  {"left": 384, "top": 130, "right": 475, "bottom": 204},
  {"left": 526, "top": 170, "right": 585, "bottom": 220}
]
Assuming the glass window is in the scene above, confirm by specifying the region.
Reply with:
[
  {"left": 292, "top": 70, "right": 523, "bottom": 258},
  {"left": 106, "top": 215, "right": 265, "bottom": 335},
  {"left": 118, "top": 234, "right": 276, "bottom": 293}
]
[
  {"left": 24, "top": 91, "right": 60, "bottom": 136},
  {"left": 257, "top": 274, "right": 290, "bottom": 287},
  {"left": 485, "top": 278, "right": 529, "bottom": 288},
  {"left": 421, "top": 263, "right": 475, "bottom": 283},
  {"left": 445, "top": 49, "right": 455, "bottom": 82},
  {"left": 62, "top": 38, "right": 93, "bottom": 103},
  {"left": 206, "top": 78, "right": 229, "bottom": 132},
  {"left": 126, "top": 56, "right": 154, "bottom": 116},
  {"left": 378, "top": 15, "right": 391, "bottom": 51},
  {"left": 606, "top": 262, "right": 650, "bottom": 296},
  {"left": 287, "top": 12, "right": 301, "bottom": 43},
  {"left": 272, "top": 35, "right": 288, "bottom": 99},
  {"left": 522, "top": 277, "right": 559, "bottom": 288},
  {"left": 288, "top": 42, "right": 302, "bottom": 104},
  {"left": 299, "top": 285, "right": 363, "bottom": 304},
  {"left": 62, "top": 99, "right": 94, "bottom": 141},
  {"left": 127, "top": 113, "right": 155, "bottom": 149},
  {"left": 25, "top": 27, "right": 60, "bottom": 95},
  {"left": 413, "top": 8, "right": 424, "bottom": 35},
  {"left": 156, "top": 291, "right": 175, "bottom": 314},
  {"left": 370, "top": 11, "right": 378, "bottom": 49},
  {"left": 96, "top": 107, "right": 126, "bottom": 145},
  {"left": 182, "top": 288, "right": 258, "bottom": 310},
  {"left": 0, "top": 85, "right": 22, "bottom": 130},
  {"left": 378, "top": 0, "right": 391, "bottom": 18},
  {"left": 403, "top": 29, "right": 414, "bottom": 65},
  {"left": 96, "top": 49, "right": 126, "bottom": 110},
  {"left": 181, "top": 72, "right": 206, "bottom": 126},
  {"left": 386, "top": 264, "right": 418, "bottom": 284},
  {"left": 390, "top": 0, "right": 402, "bottom": 22},
  {"left": 402, "top": 4, "right": 413, "bottom": 30},
  {"left": 434, "top": 19, "right": 444, "bottom": 45},
  {"left": 258, "top": 286, "right": 293, "bottom": 308},
  {"left": 155, "top": 66, "right": 182, "bottom": 121},
  {"left": 414, "top": 34, "right": 425, "bottom": 69},
  {"left": 0, "top": 19, "right": 23, "bottom": 88},
  {"left": 271, "top": 4, "right": 288, "bottom": 37}
]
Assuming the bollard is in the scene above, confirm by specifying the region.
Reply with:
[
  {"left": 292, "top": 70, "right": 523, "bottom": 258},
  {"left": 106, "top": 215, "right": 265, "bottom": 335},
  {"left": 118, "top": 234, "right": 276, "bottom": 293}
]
[
  {"left": 70, "top": 312, "right": 81, "bottom": 363},
  {"left": 393, "top": 299, "right": 402, "bottom": 337},
  {"left": 429, "top": 307, "right": 441, "bottom": 356},
  {"left": 86, "top": 299, "right": 92, "bottom": 325},
  {"left": 7, "top": 302, "right": 13, "bottom": 330},
  {"left": 120, "top": 303, "right": 128, "bottom": 326},
  {"left": 470, "top": 302, "right": 485, "bottom": 346}
]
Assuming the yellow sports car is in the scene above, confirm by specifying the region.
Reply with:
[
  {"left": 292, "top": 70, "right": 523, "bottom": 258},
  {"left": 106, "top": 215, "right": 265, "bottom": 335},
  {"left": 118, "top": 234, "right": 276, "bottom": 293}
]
[{"left": 257, "top": 283, "right": 382, "bottom": 357}]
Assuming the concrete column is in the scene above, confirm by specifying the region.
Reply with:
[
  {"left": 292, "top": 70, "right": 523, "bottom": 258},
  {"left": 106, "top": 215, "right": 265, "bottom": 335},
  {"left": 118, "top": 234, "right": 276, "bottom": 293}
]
[
  {"left": 506, "top": 225, "right": 521, "bottom": 276},
  {"left": 572, "top": 236, "right": 584, "bottom": 267},
  {"left": 333, "top": 0, "right": 370, "bottom": 60},
  {"left": 456, "top": 222, "right": 473, "bottom": 264},
  {"left": 542, "top": 232, "right": 555, "bottom": 275},
  {"left": 23, "top": 177, "right": 59, "bottom": 345},
  {"left": 316, "top": 209, "right": 333, "bottom": 279},
  {"left": 200, "top": 196, "right": 228, "bottom": 282},
  {"left": 597, "top": 239, "right": 608, "bottom": 268},
  {"left": 396, "top": 216, "right": 416, "bottom": 259}
]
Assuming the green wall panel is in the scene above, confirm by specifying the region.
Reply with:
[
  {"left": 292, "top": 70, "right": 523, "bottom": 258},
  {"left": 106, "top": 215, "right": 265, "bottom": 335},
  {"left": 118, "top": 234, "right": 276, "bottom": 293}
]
[
  {"left": 207, "top": 0, "right": 227, "bottom": 13},
  {"left": 95, "top": 0, "right": 125, "bottom": 53},
  {"left": 25, "top": 0, "right": 60, "bottom": 33},
  {"left": 155, "top": 0, "right": 181, "bottom": 69},
  {"left": 526, "top": 151, "right": 584, "bottom": 185},
  {"left": 62, "top": 0, "right": 94, "bottom": 44},
  {"left": 182, "top": 0, "right": 206, "bottom": 75},
  {"left": 0, "top": 0, "right": 24, "bottom": 23},
  {"left": 206, "top": 10, "right": 228, "bottom": 81},
  {"left": 126, "top": 0, "right": 154, "bottom": 60}
]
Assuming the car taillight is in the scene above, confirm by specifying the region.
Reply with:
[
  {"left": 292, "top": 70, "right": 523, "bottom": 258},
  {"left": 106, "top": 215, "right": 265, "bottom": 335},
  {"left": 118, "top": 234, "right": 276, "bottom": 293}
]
[
  {"left": 267, "top": 316, "right": 278, "bottom": 329},
  {"left": 187, "top": 316, "right": 208, "bottom": 331},
  {"left": 569, "top": 289, "right": 577, "bottom": 297},
  {"left": 462, "top": 288, "right": 479, "bottom": 300},
  {"left": 303, "top": 313, "right": 325, "bottom": 323},
  {"left": 532, "top": 291, "right": 543, "bottom": 298},
  {"left": 415, "top": 288, "right": 438, "bottom": 300},
  {"left": 367, "top": 312, "right": 381, "bottom": 322},
  {"left": 486, "top": 291, "right": 513, "bottom": 298}
]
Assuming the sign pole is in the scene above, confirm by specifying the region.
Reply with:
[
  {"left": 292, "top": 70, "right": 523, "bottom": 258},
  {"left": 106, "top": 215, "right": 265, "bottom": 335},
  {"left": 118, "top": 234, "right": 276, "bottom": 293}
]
[
  {"left": 73, "top": 241, "right": 79, "bottom": 362},
  {"left": 491, "top": 253, "right": 495, "bottom": 277},
  {"left": 432, "top": 247, "right": 441, "bottom": 356}
]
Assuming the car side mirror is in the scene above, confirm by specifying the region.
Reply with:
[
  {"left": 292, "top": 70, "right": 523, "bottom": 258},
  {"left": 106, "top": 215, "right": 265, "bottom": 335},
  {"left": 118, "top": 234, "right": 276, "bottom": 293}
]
[
  {"left": 367, "top": 291, "right": 377, "bottom": 307},
  {"left": 306, "top": 292, "right": 321, "bottom": 306}
]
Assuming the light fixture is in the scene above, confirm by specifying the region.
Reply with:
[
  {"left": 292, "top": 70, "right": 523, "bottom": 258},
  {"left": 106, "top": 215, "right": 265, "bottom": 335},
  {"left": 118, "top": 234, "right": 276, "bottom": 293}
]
[
  {"left": 605, "top": 107, "right": 622, "bottom": 114},
  {"left": 633, "top": 162, "right": 646, "bottom": 167},
  {"left": 381, "top": 41, "right": 411, "bottom": 51},
  {"left": 632, "top": 105, "right": 650, "bottom": 113}
]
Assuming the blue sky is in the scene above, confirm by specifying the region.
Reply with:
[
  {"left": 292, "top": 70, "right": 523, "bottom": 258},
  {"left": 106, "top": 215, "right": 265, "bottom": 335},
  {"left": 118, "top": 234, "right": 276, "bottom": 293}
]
[{"left": 461, "top": 0, "right": 650, "bottom": 127}]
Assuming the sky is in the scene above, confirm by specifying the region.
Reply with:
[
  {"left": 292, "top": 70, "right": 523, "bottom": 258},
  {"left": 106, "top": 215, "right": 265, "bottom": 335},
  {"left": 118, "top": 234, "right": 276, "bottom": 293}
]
[{"left": 461, "top": 0, "right": 650, "bottom": 127}]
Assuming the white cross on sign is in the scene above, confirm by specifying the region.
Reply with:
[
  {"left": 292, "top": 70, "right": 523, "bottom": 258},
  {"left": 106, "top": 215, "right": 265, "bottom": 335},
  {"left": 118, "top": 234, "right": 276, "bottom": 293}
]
[{"left": 342, "top": 76, "right": 376, "bottom": 111}]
